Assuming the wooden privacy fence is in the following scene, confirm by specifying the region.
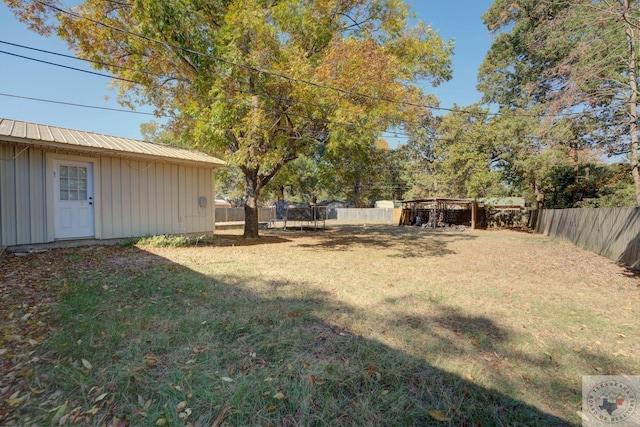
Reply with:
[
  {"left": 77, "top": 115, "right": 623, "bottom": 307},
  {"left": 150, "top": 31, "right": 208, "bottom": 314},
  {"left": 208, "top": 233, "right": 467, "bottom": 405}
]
[
  {"left": 535, "top": 207, "right": 640, "bottom": 270},
  {"left": 215, "top": 207, "right": 274, "bottom": 223},
  {"left": 215, "top": 207, "right": 402, "bottom": 224},
  {"left": 334, "top": 208, "right": 400, "bottom": 223}
]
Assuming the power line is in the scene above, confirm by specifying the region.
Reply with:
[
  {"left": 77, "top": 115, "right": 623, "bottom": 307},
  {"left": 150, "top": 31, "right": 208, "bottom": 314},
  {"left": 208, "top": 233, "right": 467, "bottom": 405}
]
[
  {"left": 0, "top": 49, "right": 138, "bottom": 83},
  {"left": 0, "top": 94, "right": 473, "bottom": 152},
  {"left": 31, "top": 0, "right": 515, "bottom": 118},
  {"left": 0, "top": 46, "right": 417, "bottom": 139},
  {"left": 0, "top": 0, "right": 612, "bottom": 131},
  {"left": 0, "top": 39, "right": 187, "bottom": 83},
  {"left": 0, "top": 39, "right": 338, "bottom": 112},
  {"left": 0, "top": 50, "right": 610, "bottom": 156},
  {"left": 8, "top": 1, "right": 614, "bottom": 130},
  {"left": 0, "top": 92, "right": 157, "bottom": 115},
  {"left": 1, "top": 91, "right": 616, "bottom": 149},
  {"left": 33, "top": 1, "right": 431, "bottom": 108},
  {"left": 0, "top": 37, "right": 417, "bottom": 137},
  {"left": 32, "top": 0, "right": 611, "bottom": 121},
  {"left": 0, "top": 91, "right": 414, "bottom": 141},
  {"left": 0, "top": 91, "right": 330, "bottom": 143},
  {"left": 2, "top": 3, "right": 625, "bottom": 146}
]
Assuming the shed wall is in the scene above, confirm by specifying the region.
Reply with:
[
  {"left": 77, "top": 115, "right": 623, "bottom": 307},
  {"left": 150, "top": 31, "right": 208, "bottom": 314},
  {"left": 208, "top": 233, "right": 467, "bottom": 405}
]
[
  {"left": 0, "top": 144, "right": 48, "bottom": 245},
  {"left": 96, "top": 157, "right": 214, "bottom": 239},
  {"left": 0, "top": 142, "right": 216, "bottom": 246}
]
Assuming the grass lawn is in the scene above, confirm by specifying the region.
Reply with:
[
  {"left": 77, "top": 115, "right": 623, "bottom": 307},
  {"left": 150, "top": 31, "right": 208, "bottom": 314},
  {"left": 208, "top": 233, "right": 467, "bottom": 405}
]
[{"left": 1, "top": 225, "right": 638, "bottom": 426}]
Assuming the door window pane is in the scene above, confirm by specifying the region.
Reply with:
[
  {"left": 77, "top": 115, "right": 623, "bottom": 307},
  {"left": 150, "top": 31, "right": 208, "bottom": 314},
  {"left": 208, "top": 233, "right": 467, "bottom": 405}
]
[{"left": 59, "top": 165, "right": 89, "bottom": 201}]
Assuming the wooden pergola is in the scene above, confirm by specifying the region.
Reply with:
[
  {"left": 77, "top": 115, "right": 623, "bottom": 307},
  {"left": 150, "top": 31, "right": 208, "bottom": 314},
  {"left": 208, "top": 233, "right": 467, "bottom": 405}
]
[{"left": 399, "top": 198, "right": 480, "bottom": 229}]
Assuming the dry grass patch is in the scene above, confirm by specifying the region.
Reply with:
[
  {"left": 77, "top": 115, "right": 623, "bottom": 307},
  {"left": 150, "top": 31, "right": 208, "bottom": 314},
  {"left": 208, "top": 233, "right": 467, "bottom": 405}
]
[{"left": 1, "top": 225, "right": 638, "bottom": 425}]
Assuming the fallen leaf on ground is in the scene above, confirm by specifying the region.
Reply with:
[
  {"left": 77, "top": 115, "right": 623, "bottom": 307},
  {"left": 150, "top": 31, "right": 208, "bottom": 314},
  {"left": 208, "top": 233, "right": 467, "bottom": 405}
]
[
  {"left": 51, "top": 401, "right": 68, "bottom": 425},
  {"left": 211, "top": 405, "right": 230, "bottom": 427},
  {"left": 428, "top": 410, "right": 450, "bottom": 422},
  {"left": 82, "top": 359, "right": 93, "bottom": 371}
]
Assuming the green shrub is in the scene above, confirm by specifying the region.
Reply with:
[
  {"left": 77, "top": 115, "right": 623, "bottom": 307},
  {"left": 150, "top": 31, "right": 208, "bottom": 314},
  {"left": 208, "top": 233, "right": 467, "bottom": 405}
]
[{"left": 135, "top": 234, "right": 193, "bottom": 248}]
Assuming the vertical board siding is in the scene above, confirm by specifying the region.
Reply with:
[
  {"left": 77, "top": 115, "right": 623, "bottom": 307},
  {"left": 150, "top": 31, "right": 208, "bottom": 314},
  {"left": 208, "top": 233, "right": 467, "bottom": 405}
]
[
  {"left": 151, "top": 164, "right": 165, "bottom": 234},
  {"left": 198, "top": 168, "right": 208, "bottom": 231},
  {"left": 0, "top": 144, "right": 17, "bottom": 245},
  {"left": 147, "top": 162, "right": 158, "bottom": 235},
  {"left": 1, "top": 142, "right": 216, "bottom": 244},
  {"left": 170, "top": 164, "right": 179, "bottom": 234},
  {"left": 138, "top": 161, "right": 149, "bottom": 236},
  {"left": 186, "top": 167, "right": 195, "bottom": 232},
  {"left": 158, "top": 164, "right": 166, "bottom": 233},
  {"left": 120, "top": 159, "right": 132, "bottom": 237},
  {"left": 111, "top": 159, "right": 123, "bottom": 238},
  {"left": 15, "top": 149, "right": 31, "bottom": 244},
  {"left": 29, "top": 149, "right": 46, "bottom": 242},
  {"left": 181, "top": 166, "right": 214, "bottom": 234},
  {"left": 129, "top": 160, "right": 141, "bottom": 235},
  {"left": 100, "top": 157, "right": 114, "bottom": 238},
  {"left": 207, "top": 169, "right": 214, "bottom": 230},
  {"left": 195, "top": 168, "right": 206, "bottom": 232},
  {"left": 537, "top": 207, "right": 640, "bottom": 270},
  {"left": 97, "top": 160, "right": 214, "bottom": 239},
  {"left": 0, "top": 145, "right": 48, "bottom": 246},
  {"left": 0, "top": 149, "right": 2, "bottom": 245}
]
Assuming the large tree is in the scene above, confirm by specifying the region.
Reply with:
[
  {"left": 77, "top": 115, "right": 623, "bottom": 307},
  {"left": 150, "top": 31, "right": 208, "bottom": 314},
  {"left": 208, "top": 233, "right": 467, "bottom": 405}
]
[
  {"left": 432, "top": 105, "right": 505, "bottom": 199},
  {"left": 6, "top": 0, "right": 452, "bottom": 237},
  {"left": 401, "top": 104, "right": 581, "bottom": 206},
  {"left": 479, "top": 0, "right": 640, "bottom": 205}
]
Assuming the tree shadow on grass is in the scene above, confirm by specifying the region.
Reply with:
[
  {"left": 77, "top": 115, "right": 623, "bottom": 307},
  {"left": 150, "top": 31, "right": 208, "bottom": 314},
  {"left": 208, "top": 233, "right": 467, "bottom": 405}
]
[
  {"left": 380, "top": 303, "right": 638, "bottom": 427},
  {"left": 288, "top": 224, "right": 477, "bottom": 258},
  {"left": 209, "top": 233, "right": 293, "bottom": 246},
  {"left": 2, "top": 246, "right": 578, "bottom": 426}
]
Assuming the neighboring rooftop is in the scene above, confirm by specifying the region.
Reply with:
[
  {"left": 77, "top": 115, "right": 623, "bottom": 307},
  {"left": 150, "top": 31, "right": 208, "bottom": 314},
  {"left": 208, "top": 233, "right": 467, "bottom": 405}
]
[{"left": 0, "top": 118, "right": 225, "bottom": 167}]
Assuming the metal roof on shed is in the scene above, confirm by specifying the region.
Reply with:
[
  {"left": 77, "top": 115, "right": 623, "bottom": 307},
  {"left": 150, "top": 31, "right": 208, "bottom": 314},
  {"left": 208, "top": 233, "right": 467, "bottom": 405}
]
[{"left": 0, "top": 118, "right": 225, "bottom": 167}]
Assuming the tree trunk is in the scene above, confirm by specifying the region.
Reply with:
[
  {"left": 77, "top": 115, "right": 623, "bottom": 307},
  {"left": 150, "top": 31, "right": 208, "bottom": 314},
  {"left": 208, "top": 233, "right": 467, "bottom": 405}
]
[
  {"left": 244, "top": 171, "right": 261, "bottom": 239},
  {"left": 572, "top": 141, "right": 579, "bottom": 206},
  {"left": 277, "top": 185, "right": 285, "bottom": 202},
  {"left": 533, "top": 180, "right": 544, "bottom": 210},
  {"left": 243, "top": 92, "right": 263, "bottom": 238},
  {"left": 623, "top": 0, "right": 640, "bottom": 205}
]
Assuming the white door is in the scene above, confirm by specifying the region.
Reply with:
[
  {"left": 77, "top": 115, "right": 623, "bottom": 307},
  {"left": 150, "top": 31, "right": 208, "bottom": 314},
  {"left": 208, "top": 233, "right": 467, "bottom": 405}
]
[{"left": 54, "top": 161, "right": 95, "bottom": 239}]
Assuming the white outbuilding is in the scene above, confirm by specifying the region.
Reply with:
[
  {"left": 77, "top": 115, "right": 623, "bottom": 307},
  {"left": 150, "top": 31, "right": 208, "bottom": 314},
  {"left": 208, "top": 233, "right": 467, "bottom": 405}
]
[{"left": 0, "top": 118, "right": 225, "bottom": 246}]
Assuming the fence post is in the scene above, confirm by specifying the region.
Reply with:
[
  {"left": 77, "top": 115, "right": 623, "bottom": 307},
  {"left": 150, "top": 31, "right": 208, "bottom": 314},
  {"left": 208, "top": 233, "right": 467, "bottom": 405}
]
[{"left": 471, "top": 201, "right": 477, "bottom": 229}]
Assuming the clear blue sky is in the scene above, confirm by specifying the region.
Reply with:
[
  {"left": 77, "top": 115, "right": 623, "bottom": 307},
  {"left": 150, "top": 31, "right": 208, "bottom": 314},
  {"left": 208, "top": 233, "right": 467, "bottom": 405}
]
[{"left": 0, "top": 1, "right": 494, "bottom": 144}]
